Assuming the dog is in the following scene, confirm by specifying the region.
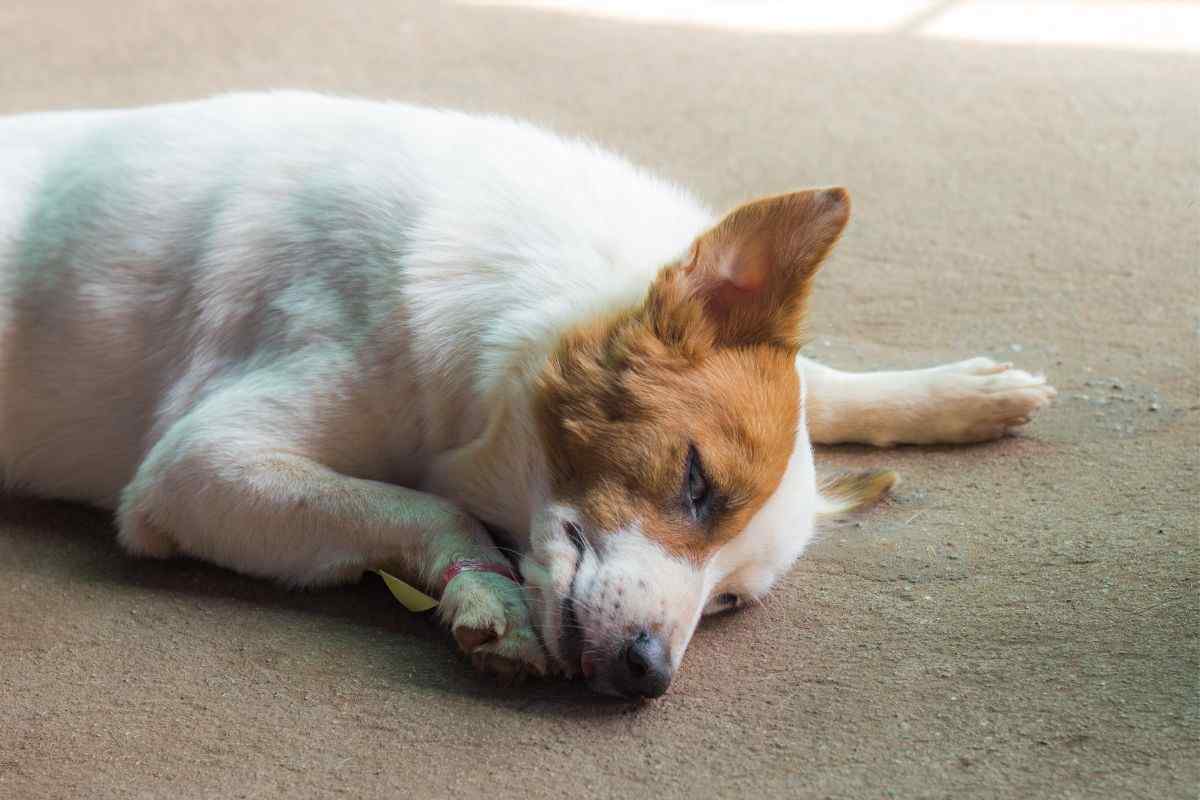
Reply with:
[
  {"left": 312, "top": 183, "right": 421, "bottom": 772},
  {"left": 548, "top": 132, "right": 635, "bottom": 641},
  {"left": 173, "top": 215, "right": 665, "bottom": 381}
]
[{"left": 0, "top": 92, "right": 1055, "bottom": 698}]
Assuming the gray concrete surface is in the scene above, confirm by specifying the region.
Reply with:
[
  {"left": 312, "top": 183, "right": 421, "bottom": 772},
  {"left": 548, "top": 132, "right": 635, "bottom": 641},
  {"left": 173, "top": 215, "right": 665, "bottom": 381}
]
[{"left": 1, "top": 2, "right": 1197, "bottom": 798}]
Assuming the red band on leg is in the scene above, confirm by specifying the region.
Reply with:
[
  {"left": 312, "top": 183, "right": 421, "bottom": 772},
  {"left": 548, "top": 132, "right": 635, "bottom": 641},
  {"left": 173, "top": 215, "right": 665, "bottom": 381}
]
[{"left": 440, "top": 559, "right": 522, "bottom": 591}]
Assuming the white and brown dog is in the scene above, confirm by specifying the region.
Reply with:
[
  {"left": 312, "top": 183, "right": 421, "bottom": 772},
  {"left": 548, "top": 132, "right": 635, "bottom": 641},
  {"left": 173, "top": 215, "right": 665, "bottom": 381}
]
[{"left": 0, "top": 93, "right": 1055, "bottom": 698}]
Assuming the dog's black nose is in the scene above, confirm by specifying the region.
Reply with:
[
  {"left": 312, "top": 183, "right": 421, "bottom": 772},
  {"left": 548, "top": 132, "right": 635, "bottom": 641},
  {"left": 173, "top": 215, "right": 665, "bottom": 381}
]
[{"left": 614, "top": 629, "right": 672, "bottom": 698}]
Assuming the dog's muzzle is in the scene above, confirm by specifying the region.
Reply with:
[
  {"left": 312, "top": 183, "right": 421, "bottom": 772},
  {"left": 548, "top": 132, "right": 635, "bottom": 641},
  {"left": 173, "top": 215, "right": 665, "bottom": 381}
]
[{"left": 560, "top": 520, "right": 674, "bottom": 698}]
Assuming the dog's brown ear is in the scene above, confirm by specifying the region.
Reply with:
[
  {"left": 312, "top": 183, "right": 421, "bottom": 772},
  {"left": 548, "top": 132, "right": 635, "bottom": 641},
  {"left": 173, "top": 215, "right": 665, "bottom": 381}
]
[{"left": 648, "top": 188, "right": 850, "bottom": 352}]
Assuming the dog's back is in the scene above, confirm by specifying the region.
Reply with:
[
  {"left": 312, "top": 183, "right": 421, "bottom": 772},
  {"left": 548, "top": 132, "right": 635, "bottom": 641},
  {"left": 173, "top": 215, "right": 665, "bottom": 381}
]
[{"left": 0, "top": 93, "right": 712, "bottom": 506}]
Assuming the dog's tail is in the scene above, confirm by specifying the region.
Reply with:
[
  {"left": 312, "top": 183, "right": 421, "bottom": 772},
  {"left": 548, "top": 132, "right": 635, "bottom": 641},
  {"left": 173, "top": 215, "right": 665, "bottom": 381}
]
[{"left": 817, "top": 469, "right": 898, "bottom": 516}]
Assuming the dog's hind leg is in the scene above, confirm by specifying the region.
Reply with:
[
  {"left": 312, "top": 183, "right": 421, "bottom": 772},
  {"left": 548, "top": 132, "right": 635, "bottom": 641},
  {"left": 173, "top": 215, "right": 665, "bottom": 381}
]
[{"left": 798, "top": 355, "right": 1056, "bottom": 446}]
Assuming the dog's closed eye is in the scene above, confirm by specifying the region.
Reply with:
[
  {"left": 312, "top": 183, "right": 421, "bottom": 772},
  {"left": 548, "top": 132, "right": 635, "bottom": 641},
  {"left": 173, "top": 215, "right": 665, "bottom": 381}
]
[{"left": 684, "top": 444, "right": 718, "bottom": 524}]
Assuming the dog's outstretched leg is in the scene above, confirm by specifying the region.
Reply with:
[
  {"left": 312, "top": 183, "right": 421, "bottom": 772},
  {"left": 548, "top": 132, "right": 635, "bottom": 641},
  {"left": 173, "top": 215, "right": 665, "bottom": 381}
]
[
  {"left": 799, "top": 355, "right": 1056, "bottom": 446},
  {"left": 115, "top": 396, "right": 547, "bottom": 682}
]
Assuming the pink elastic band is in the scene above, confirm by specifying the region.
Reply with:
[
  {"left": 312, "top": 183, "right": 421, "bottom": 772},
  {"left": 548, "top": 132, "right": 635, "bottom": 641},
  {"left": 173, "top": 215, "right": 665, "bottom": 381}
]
[{"left": 440, "top": 559, "right": 522, "bottom": 591}]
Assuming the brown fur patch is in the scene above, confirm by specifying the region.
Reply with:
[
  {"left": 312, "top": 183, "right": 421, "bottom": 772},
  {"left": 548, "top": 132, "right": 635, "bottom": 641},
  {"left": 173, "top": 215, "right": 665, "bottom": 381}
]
[
  {"left": 534, "top": 188, "right": 852, "bottom": 561},
  {"left": 536, "top": 310, "right": 800, "bottom": 562}
]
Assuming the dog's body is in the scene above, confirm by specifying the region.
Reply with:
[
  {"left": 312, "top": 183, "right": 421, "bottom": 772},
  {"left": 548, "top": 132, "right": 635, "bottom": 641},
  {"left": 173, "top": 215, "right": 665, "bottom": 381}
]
[{"left": 0, "top": 93, "right": 1055, "bottom": 696}]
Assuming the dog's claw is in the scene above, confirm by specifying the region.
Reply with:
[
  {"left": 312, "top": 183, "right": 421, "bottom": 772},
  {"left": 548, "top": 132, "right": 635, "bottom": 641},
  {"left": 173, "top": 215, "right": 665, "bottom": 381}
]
[{"left": 454, "top": 625, "right": 499, "bottom": 652}]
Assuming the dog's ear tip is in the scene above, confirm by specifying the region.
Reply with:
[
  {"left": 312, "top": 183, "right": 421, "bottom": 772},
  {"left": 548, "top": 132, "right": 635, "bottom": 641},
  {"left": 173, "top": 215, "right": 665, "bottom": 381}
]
[
  {"left": 819, "top": 186, "right": 850, "bottom": 207},
  {"left": 812, "top": 186, "right": 851, "bottom": 228}
]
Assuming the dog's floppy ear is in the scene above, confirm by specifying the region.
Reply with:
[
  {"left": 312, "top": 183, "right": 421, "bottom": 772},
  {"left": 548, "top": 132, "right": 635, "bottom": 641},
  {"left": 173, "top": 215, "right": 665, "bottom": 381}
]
[{"left": 648, "top": 188, "right": 850, "bottom": 352}]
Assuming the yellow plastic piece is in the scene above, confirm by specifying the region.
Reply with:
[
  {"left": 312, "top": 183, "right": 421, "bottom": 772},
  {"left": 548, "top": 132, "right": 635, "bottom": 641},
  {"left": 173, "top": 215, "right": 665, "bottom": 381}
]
[{"left": 375, "top": 569, "right": 439, "bottom": 612}]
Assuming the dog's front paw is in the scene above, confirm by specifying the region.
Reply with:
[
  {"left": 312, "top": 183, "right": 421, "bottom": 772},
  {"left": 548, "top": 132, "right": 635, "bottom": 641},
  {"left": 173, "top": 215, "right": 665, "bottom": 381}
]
[
  {"left": 930, "top": 357, "right": 1057, "bottom": 442},
  {"left": 438, "top": 571, "right": 548, "bottom": 683}
]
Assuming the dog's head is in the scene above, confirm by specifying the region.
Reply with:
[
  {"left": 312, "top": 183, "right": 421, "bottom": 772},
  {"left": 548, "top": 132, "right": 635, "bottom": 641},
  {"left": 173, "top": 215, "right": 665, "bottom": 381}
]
[{"left": 522, "top": 188, "right": 850, "bottom": 697}]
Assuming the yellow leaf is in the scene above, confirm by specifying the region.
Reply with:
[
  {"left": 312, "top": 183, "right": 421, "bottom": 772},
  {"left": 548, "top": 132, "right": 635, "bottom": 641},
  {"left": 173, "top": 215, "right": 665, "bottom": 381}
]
[{"left": 375, "top": 569, "right": 438, "bottom": 612}]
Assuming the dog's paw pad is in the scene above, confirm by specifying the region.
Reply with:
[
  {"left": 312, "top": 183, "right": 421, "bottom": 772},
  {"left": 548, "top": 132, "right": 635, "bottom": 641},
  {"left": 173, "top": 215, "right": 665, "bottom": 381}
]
[{"left": 454, "top": 624, "right": 500, "bottom": 653}]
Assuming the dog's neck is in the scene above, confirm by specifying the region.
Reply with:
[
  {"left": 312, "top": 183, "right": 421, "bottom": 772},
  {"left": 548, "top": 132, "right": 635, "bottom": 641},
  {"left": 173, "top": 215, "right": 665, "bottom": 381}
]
[{"left": 418, "top": 332, "right": 558, "bottom": 550}]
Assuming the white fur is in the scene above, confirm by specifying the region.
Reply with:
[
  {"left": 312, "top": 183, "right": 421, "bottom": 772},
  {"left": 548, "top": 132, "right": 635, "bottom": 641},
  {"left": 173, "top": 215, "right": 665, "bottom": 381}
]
[{"left": 0, "top": 92, "right": 1053, "bottom": 692}]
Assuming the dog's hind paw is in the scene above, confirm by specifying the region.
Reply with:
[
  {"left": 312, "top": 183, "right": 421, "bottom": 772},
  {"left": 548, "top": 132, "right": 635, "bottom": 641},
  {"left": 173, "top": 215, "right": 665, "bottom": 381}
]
[{"left": 439, "top": 570, "right": 548, "bottom": 683}]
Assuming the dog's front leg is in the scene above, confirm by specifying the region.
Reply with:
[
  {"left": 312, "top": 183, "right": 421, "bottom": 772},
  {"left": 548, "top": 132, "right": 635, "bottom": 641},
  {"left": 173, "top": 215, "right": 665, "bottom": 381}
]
[
  {"left": 116, "top": 418, "right": 546, "bottom": 681},
  {"left": 798, "top": 355, "right": 1056, "bottom": 446}
]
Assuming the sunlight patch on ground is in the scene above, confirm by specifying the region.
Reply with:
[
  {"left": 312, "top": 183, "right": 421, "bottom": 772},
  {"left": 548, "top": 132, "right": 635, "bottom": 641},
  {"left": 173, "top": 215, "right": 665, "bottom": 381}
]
[
  {"left": 920, "top": 2, "right": 1200, "bottom": 52},
  {"left": 460, "top": 1, "right": 941, "bottom": 34},
  {"left": 459, "top": 0, "right": 1200, "bottom": 52}
]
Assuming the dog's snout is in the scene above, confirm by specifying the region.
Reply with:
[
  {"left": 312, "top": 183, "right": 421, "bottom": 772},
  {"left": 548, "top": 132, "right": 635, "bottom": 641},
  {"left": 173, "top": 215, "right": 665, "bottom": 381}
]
[{"left": 614, "top": 629, "right": 672, "bottom": 698}]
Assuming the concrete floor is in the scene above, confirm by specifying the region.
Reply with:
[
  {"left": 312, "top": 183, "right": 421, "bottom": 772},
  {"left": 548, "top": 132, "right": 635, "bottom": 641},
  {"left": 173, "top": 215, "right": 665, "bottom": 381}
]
[{"left": 1, "top": 2, "right": 1197, "bottom": 798}]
